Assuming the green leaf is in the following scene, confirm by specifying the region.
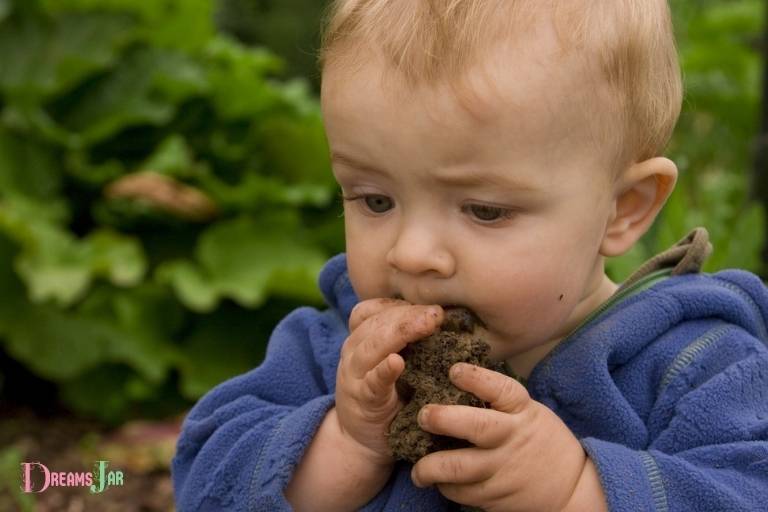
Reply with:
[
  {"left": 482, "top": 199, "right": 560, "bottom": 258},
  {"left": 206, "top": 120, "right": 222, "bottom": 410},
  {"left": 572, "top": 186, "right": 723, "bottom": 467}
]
[
  {"left": 15, "top": 235, "right": 92, "bottom": 306},
  {"left": 3, "top": 307, "right": 129, "bottom": 380},
  {"left": 0, "top": 446, "right": 35, "bottom": 512},
  {"left": 0, "top": 196, "right": 147, "bottom": 304},
  {"left": 43, "top": 49, "right": 177, "bottom": 147},
  {"left": 205, "top": 35, "right": 285, "bottom": 120},
  {"left": 73, "top": 283, "right": 183, "bottom": 380},
  {"left": 40, "top": 0, "right": 162, "bottom": 16},
  {"left": 1, "top": 282, "right": 181, "bottom": 382},
  {"left": 0, "top": 234, "right": 26, "bottom": 338},
  {"left": 58, "top": 364, "right": 178, "bottom": 423},
  {"left": 257, "top": 109, "right": 333, "bottom": 186},
  {"left": 65, "top": 150, "right": 126, "bottom": 186},
  {"left": 141, "top": 135, "right": 196, "bottom": 178},
  {"left": 691, "top": 0, "right": 763, "bottom": 37},
  {"left": 0, "top": 0, "right": 11, "bottom": 23},
  {"left": 200, "top": 170, "right": 333, "bottom": 211},
  {"left": 0, "top": 129, "right": 62, "bottom": 199},
  {"left": 0, "top": 10, "right": 136, "bottom": 102},
  {"left": 706, "top": 203, "right": 765, "bottom": 272},
  {"left": 15, "top": 229, "right": 146, "bottom": 306},
  {"left": 148, "top": 50, "right": 210, "bottom": 103},
  {"left": 655, "top": 188, "right": 694, "bottom": 252},
  {"left": 41, "top": 0, "right": 215, "bottom": 52},
  {"left": 141, "top": 0, "right": 215, "bottom": 52},
  {"left": 59, "top": 365, "right": 140, "bottom": 423},
  {"left": 157, "top": 215, "right": 325, "bottom": 312},
  {"left": 86, "top": 230, "right": 147, "bottom": 286},
  {"left": 7, "top": 46, "right": 207, "bottom": 149},
  {"left": 215, "top": 0, "right": 329, "bottom": 86},
  {"left": 156, "top": 260, "right": 217, "bottom": 311}
]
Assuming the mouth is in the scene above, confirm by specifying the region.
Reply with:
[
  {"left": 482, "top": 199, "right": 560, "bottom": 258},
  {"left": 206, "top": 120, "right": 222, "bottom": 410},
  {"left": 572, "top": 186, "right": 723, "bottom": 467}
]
[{"left": 391, "top": 295, "right": 484, "bottom": 327}]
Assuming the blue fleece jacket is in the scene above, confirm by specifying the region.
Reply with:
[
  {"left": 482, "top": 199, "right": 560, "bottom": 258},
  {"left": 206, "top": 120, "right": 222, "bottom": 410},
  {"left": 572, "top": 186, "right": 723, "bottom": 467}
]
[{"left": 172, "top": 253, "right": 768, "bottom": 511}]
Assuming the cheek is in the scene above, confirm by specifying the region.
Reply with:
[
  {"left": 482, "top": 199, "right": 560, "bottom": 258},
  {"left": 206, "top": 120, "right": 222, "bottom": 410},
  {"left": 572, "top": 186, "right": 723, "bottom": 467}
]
[
  {"left": 477, "top": 263, "right": 576, "bottom": 317},
  {"left": 344, "top": 220, "right": 390, "bottom": 300},
  {"left": 522, "top": 237, "right": 600, "bottom": 301},
  {"left": 466, "top": 236, "right": 595, "bottom": 326}
]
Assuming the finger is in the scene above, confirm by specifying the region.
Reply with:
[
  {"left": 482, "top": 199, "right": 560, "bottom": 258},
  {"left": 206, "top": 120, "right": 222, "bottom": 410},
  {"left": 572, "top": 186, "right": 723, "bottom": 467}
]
[
  {"left": 340, "top": 301, "right": 411, "bottom": 362},
  {"left": 417, "top": 405, "right": 511, "bottom": 448},
  {"left": 411, "top": 448, "right": 494, "bottom": 488},
  {"left": 360, "top": 353, "right": 405, "bottom": 403},
  {"left": 349, "top": 298, "right": 410, "bottom": 332},
  {"left": 450, "top": 363, "right": 530, "bottom": 414},
  {"left": 344, "top": 301, "right": 425, "bottom": 356},
  {"left": 435, "top": 480, "right": 494, "bottom": 509},
  {"left": 349, "top": 305, "right": 443, "bottom": 378}
]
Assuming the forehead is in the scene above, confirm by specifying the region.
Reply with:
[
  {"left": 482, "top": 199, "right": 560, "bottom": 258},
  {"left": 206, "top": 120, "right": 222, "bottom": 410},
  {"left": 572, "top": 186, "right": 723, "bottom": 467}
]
[{"left": 321, "top": 19, "right": 611, "bottom": 176}]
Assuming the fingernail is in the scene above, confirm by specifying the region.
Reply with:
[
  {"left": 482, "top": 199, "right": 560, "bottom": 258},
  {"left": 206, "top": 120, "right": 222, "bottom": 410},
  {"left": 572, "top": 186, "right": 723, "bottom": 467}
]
[
  {"left": 450, "top": 363, "right": 465, "bottom": 379},
  {"left": 419, "top": 310, "right": 437, "bottom": 330},
  {"left": 418, "top": 406, "right": 430, "bottom": 426}
]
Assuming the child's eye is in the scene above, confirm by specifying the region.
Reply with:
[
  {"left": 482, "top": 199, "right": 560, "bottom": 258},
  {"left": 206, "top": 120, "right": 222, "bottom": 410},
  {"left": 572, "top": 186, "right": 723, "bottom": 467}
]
[
  {"left": 364, "top": 195, "right": 394, "bottom": 213},
  {"left": 343, "top": 193, "right": 394, "bottom": 213},
  {"left": 463, "top": 203, "right": 516, "bottom": 223}
]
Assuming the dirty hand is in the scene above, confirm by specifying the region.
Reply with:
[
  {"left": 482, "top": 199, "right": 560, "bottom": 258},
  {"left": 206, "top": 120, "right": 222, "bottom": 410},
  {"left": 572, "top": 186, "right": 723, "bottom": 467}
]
[
  {"left": 335, "top": 298, "right": 444, "bottom": 466},
  {"left": 411, "top": 363, "right": 591, "bottom": 512}
]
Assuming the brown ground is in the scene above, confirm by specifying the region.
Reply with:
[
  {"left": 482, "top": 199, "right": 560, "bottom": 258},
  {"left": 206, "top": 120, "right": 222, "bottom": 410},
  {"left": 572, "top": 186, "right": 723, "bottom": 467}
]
[{"left": 0, "top": 407, "right": 181, "bottom": 512}]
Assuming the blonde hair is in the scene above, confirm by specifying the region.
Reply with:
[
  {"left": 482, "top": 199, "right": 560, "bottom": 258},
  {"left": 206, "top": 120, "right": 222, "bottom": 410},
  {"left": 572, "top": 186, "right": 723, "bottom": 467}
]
[{"left": 318, "top": 0, "right": 683, "bottom": 170}]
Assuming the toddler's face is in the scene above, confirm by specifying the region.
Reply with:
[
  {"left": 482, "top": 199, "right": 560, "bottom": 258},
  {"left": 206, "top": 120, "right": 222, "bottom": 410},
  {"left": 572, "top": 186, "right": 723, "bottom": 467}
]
[{"left": 321, "top": 34, "right": 622, "bottom": 374}]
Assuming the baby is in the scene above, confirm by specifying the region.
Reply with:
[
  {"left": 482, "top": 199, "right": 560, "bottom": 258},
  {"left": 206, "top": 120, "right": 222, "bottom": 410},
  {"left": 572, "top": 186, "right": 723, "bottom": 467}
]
[{"left": 173, "top": 1, "right": 768, "bottom": 511}]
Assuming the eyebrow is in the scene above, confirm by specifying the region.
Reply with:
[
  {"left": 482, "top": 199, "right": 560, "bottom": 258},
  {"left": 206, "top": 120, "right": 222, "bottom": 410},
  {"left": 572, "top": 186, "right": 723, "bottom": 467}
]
[
  {"left": 331, "top": 152, "right": 389, "bottom": 176},
  {"left": 330, "top": 151, "right": 540, "bottom": 192}
]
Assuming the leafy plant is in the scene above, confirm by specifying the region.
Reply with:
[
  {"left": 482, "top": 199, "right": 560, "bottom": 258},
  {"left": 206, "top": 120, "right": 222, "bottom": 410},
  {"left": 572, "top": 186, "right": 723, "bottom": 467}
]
[
  {"left": 0, "top": 0, "right": 343, "bottom": 422},
  {"left": 215, "top": 0, "right": 328, "bottom": 91},
  {"left": 607, "top": 0, "right": 765, "bottom": 281}
]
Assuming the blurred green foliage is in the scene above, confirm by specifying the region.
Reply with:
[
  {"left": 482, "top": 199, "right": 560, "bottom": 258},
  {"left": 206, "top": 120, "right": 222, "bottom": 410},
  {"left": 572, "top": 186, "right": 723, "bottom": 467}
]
[
  {"left": 0, "top": 0, "right": 765, "bottom": 421},
  {"left": 0, "top": 0, "right": 343, "bottom": 422},
  {"left": 608, "top": 0, "right": 766, "bottom": 279},
  {"left": 215, "top": 0, "right": 327, "bottom": 91},
  {"left": 0, "top": 446, "right": 34, "bottom": 512}
]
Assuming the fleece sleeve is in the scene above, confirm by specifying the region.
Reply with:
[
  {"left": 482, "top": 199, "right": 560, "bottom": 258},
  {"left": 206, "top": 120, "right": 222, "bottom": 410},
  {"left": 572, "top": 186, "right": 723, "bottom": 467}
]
[
  {"left": 582, "top": 326, "right": 768, "bottom": 512},
  {"left": 172, "top": 306, "right": 343, "bottom": 512}
]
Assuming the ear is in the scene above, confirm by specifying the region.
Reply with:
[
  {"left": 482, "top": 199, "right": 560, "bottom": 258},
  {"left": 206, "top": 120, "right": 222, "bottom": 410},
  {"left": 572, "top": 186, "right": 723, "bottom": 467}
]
[{"left": 600, "top": 157, "right": 678, "bottom": 257}]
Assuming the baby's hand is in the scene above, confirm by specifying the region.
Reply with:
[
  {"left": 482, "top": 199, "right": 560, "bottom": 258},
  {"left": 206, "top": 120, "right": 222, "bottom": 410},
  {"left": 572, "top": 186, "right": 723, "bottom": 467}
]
[
  {"left": 411, "top": 364, "right": 592, "bottom": 512},
  {"left": 335, "top": 298, "right": 443, "bottom": 465}
]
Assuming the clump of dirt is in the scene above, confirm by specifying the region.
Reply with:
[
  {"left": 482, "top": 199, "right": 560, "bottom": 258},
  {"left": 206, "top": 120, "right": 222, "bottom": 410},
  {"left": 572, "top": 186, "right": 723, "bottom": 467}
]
[{"left": 388, "top": 307, "right": 508, "bottom": 463}]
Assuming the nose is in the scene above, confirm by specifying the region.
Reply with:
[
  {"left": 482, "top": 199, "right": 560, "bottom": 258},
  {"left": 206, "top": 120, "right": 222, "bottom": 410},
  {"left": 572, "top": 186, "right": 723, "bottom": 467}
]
[{"left": 385, "top": 219, "right": 456, "bottom": 278}]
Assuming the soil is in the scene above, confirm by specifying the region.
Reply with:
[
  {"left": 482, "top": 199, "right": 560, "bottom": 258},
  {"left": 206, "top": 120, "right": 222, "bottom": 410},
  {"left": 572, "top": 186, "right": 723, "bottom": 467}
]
[
  {"left": 388, "top": 307, "right": 508, "bottom": 463},
  {"left": 0, "top": 405, "right": 180, "bottom": 512}
]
